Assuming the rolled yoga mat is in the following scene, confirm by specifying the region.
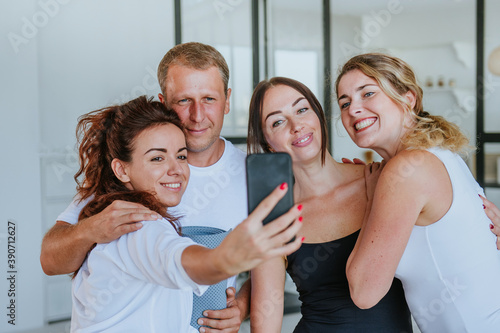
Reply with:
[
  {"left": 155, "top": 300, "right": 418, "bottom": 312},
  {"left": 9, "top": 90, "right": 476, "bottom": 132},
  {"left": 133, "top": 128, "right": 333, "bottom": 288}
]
[{"left": 182, "top": 226, "right": 231, "bottom": 330}]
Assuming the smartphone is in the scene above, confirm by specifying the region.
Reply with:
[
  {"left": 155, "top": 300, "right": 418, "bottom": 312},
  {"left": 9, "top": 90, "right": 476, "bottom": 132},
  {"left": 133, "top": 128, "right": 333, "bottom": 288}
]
[{"left": 246, "top": 152, "right": 294, "bottom": 225}]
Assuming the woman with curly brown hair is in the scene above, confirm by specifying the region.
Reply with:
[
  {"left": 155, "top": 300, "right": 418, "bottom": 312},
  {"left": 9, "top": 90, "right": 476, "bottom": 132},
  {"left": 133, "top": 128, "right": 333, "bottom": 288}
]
[{"left": 69, "top": 96, "right": 303, "bottom": 332}]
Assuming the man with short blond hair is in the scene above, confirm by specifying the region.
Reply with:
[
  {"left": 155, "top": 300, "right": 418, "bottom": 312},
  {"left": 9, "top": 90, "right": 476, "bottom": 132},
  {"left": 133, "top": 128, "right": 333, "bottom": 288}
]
[{"left": 41, "top": 42, "right": 250, "bottom": 332}]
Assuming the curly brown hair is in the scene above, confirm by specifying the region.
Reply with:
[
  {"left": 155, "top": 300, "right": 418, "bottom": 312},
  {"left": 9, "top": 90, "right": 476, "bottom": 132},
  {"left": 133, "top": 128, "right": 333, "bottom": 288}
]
[
  {"left": 72, "top": 96, "right": 184, "bottom": 277},
  {"left": 75, "top": 96, "right": 183, "bottom": 200}
]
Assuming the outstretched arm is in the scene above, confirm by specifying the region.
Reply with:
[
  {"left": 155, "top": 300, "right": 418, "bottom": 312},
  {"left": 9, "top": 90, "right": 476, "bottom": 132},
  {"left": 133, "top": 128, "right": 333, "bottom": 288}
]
[
  {"left": 250, "top": 258, "right": 286, "bottom": 333},
  {"left": 182, "top": 183, "right": 303, "bottom": 285},
  {"left": 40, "top": 200, "right": 160, "bottom": 275}
]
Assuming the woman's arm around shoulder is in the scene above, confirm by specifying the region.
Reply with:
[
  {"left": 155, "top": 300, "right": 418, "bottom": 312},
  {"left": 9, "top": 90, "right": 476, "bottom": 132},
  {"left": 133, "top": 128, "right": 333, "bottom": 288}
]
[{"left": 346, "top": 149, "right": 450, "bottom": 309}]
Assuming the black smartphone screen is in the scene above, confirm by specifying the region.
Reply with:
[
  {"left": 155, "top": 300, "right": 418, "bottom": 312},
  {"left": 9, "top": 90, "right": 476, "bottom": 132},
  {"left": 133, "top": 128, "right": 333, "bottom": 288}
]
[{"left": 246, "top": 152, "right": 294, "bottom": 225}]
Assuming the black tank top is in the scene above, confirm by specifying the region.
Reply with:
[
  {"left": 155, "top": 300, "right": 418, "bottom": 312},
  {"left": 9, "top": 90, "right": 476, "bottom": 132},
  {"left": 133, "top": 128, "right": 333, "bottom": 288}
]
[{"left": 286, "top": 230, "right": 412, "bottom": 332}]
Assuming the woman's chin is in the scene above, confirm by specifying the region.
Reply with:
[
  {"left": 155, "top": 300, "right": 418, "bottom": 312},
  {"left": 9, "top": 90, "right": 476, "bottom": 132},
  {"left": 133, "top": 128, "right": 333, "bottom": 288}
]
[{"left": 157, "top": 196, "right": 182, "bottom": 209}]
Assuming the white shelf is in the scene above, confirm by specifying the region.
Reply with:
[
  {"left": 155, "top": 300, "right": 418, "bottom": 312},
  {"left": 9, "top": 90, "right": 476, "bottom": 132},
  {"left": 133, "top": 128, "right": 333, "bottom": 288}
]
[{"left": 423, "top": 87, "right": 475, "bottom": 114}]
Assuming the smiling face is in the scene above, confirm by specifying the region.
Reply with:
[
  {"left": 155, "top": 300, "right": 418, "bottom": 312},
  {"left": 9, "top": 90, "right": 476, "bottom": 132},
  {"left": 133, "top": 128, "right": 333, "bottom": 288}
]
[
  {"left": 337, "top": 69, "right": 415, "bottom": 159},
  {"left": 117, "top": 123, "right": 190, "bottom": 207},
  {"left": 261, "top": 84, "right": 322, "bottom": 164},
  {"left": 161, "top": 65, "right": 230, "bottom": 156}
]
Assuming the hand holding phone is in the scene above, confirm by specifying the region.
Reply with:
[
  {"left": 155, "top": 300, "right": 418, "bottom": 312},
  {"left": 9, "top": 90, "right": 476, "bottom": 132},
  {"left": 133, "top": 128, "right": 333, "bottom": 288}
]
[{"left": 246, "top": 152, "right": 294, "bottom": 224}]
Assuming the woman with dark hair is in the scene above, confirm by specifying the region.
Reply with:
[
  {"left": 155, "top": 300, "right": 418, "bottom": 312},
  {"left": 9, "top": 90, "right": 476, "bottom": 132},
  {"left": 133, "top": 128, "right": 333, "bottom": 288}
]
[
  {"left": 70, "top": 96, "right": 303, "bottom": 332},
  {"left": 247, "top": 77, "right": 412, "bottom": 332},
  {"left": 337, "top": 53, "right": 500, "bottom": 332}
]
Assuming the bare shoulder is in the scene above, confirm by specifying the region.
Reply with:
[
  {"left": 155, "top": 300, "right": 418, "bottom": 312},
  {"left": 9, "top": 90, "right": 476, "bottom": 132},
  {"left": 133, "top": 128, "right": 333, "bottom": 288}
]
[
  {"left": 380, "top": 149, "right": 451, "bottom": 205},
  {"left": 338, "top": 162, "right": 365, "bottom": 183},
  {"left": 383, "top": 149, "right": 446, "bottom": 181}
]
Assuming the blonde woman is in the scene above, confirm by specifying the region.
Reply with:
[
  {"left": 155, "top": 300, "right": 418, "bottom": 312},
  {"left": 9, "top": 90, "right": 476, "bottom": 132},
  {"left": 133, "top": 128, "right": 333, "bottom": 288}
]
[{"left": 337, "top": 53, "right": 500, "bottom": 332}]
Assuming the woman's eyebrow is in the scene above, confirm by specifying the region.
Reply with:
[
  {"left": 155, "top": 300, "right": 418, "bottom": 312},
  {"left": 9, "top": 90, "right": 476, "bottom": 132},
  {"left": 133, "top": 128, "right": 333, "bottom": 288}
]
[
  {"left": 292, "top": 97, "right": 305, "bottom": 107},
  {"left": 338, "top": 84, "right": 377, "bottom": 101},
  {"left": 265, "top": 97, "right": 306, "bottom": 121},
  {"left": 145, "top": 148, "right": 167, "bottom": 155},
  {"left": 265, "top": 110, "right": 282, "bottom": 121}
]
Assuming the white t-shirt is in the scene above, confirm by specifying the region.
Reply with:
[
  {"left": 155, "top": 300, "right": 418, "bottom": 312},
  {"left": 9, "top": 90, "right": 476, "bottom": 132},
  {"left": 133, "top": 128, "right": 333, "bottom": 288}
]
[
  {"left": 71, "top": 219, "right": 208, "bottom": 332},
  {"left": 58, "top": 138, "right": 247, "bottom": 284},
  {"left": 168, "top": 137, "right": 248, "bottom": 231}
]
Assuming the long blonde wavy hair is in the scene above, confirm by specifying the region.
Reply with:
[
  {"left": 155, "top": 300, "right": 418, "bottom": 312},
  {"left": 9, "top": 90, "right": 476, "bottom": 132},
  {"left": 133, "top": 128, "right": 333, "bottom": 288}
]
[{"left": 335, "top": 53, "right": 470, "bottom": 154}]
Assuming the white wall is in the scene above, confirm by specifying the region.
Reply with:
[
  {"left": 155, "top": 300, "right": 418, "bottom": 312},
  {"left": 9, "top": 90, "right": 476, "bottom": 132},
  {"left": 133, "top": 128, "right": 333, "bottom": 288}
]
[
  {"left": 181, "top": 0, "right": 253, "bottom": 137},
  {"left": 1, "top": 0, "right": 175, "bottom": 331},
  {"left": 1, "top": 1, "right": 44, "bottom": 331},
  {"left": 269, "top": 4, "right": 324, "bottom": 102}
]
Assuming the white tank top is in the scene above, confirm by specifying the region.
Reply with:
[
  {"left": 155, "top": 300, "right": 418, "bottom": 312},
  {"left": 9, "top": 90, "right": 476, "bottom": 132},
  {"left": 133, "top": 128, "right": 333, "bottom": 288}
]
[{"left": 395, "top": 147, "right": 500, "bottom": 332}]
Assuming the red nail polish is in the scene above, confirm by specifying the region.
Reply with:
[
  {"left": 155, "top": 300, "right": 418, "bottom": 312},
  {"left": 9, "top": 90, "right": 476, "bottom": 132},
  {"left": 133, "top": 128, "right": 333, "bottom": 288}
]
[
  {"left": 280, "top": 182, "right": 287, "bottom": 190},
  {"left": 491, "top": 224, "right": 494, "bottom": 230},
  {"left": 298, "top": 216, "right": 303, "bottom": 222},
  {"left": 483, "top": 204, "right": 486, "bottom": 209},
  {"left": 297, "top": 204, "right": 303, "bottom": 211},
  {"left": 301, "top": 237, "right": 305, "bottom": 242}
]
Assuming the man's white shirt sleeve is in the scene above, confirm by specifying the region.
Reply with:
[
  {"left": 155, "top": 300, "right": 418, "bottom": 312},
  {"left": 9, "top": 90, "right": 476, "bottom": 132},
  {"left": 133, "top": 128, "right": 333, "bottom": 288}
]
[{"left": 57, "top": 196, "right": 90, "bottom": 225}]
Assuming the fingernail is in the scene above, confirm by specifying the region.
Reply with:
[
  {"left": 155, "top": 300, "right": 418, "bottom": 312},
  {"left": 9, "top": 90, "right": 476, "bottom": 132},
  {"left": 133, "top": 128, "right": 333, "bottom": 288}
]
[
  {"left": 200, "top": 328, "right": 206, "bottom": 333},
  {"left": 297, "top": 204, "right": 303, "bottom": 211},
  {"left": 490, "top": 224, "right": 494, "bottom": 230},
  {"left": 203, "top": 311, "right": 208, "bottom": 317},
  {"left": 301, "top": 237, "right": 305, "bottom": 242},
  {"left": 483, "top": 204, "right": 486, "bottom": 209},
  {"left": 298, "top": 216, "right": 303, "bottom": 222},
  {"left": 198, "top": 319, "right": 204, "bottom": 325},
  {"left": 280, "top": 182, "right": 287, "bottom": 190}
]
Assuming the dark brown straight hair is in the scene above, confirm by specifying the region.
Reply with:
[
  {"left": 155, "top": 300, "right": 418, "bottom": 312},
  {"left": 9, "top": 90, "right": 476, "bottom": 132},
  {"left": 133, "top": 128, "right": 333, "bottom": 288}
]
[{"left": 247, "top": 77, "right": 328, "bottom": 165}]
